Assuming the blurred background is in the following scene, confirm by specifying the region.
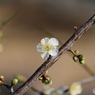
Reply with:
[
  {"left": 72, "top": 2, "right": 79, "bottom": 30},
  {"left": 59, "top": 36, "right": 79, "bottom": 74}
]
[{"left": 0, "top": 0, "right": 95, "bottom": 95}]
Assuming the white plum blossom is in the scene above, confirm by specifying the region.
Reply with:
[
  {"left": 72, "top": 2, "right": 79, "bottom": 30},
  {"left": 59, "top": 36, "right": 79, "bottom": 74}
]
[
  {"left": 69, "top": 82, "right": 82, "bottom": 95},
  {"left": 37, "top": 37, "right": 59, "bottom": 59}
]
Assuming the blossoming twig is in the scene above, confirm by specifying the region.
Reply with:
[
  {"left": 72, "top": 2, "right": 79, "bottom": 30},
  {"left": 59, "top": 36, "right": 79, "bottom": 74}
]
[{"left": 13, "top": 14, "right": 95, "bottom": 95}]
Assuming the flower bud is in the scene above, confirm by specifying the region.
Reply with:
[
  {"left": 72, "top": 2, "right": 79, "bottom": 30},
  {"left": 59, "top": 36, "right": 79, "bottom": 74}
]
[
  {"left": 74, "top": 26, "right": 78, "bottom": 30},
  {"left": 74, "top": 50, "right": 79, "bottom": 55},
  {"left": 42, "top": 78, "right": 52, "bottom": 85},
  {"left": 42, "top": 75, "right": 52, "bottom": 85},
  {"left": 73, "top": 56, "right": 78, "bottom": 62},
  {"left": 79, "top": 60, "right": 85, "bottom": 64},
  {"left": 0, "top": 75, "right": 4, "bottom": 81},
  {"left": 11, "top": 79, "right": 18, "bottom": 85},
  {"left": 78, "top": 55, "right": 85, "bottom": 60}
]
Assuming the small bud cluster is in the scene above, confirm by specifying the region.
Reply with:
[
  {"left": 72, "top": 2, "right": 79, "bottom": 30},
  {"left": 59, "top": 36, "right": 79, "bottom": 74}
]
[
  {"left": 73, "top": 50, "right": 85, "bottom": 64},
  {"left": 0, "top": 75, "right": 19, "bottom": 93},
  {"left": 39, "top": 71, "right": 52, "bottom": 85}
]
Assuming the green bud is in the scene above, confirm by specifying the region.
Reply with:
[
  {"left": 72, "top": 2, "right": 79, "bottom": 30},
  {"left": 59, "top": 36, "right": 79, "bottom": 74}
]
[
  {"left": 42, "top": 78, "right": 52, "bottom": 85},
  {"left": 11, "top": 79, "right": 18, "bottom": 85},
  {"left": 42, "top": 75, "right": 52, "bottom": 85},
  {"left": 0, "top": 75, "right": 4, "bottom": 81},
  {"left": 78, "top": 55, "right": 85, "bottom": 60},
  {"left": 73, "top": 56, "right": 78, "bottom": 62},
  {"left": 79, "top": 60, "right": 85, "bottom": 64}
]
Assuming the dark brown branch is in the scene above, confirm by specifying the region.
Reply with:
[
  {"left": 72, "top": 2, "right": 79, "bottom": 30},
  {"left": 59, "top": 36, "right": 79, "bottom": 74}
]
[{"left": 13, "top": 14, "right": 95, "bottom": 95}]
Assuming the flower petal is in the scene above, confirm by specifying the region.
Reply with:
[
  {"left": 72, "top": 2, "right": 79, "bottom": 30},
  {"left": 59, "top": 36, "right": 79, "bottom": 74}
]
[
  {"left": 41, "top": 37, "right": 49, "bottom": 44},
  {"left": 41, "top": 52, "right": 49, "bottom": 59},
  {"left": 37, "top": 43, "right": 43, "bottom": 52},
  {"left": 49, "top": 38, "right": 59, "bottom": 46},
  {"left": 49, "top": 47, "right": 58, "bottom": 56},
  {"left": 69, "top": 82, "right": 82, "bottom": 95}
]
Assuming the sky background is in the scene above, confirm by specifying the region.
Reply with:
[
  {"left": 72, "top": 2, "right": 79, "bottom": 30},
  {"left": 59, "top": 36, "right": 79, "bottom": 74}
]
[{"left": 0, "top": 0, "right": 95, "bottom": 95}]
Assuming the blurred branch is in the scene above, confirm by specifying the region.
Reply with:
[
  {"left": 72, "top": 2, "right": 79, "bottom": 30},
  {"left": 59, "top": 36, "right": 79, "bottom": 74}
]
[
  {"left": 13, "top": 14, "right": 95, "bottom": 95},
  {"left": 82, "top": 64, "right": 95, "bottom": 76},
  {"left": 0, "top": 11, "right": 19, "bottom": 30},
  {"left": 80, "top": 75, "right": 95, "bottom": 84}
]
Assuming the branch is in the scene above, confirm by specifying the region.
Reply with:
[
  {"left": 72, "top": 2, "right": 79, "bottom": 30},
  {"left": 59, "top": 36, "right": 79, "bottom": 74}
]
[{"left": 13, "top": 14, "right": 95, "bottom": 95}]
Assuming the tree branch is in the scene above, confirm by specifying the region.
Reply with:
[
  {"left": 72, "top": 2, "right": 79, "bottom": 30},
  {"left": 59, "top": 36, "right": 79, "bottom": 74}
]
[{"left": 13, "top": 14, "right": 95, "bottom": 95}]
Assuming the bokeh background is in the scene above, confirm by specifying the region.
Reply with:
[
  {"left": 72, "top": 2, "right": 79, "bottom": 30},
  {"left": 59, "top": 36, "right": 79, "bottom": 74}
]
[{"left": 0, "top": 0, "right": 95, "bottom": 95}]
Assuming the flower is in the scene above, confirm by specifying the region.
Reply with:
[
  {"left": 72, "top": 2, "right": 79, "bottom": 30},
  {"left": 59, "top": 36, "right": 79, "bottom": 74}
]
[
  {"left": 37, "top": 37, "right": 59, "bottom": 59},
  {"left": 69, "top": 82, "right": 82, "bottom": 95}
]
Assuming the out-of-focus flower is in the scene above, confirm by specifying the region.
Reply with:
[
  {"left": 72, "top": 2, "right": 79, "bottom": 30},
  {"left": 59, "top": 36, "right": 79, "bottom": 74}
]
[
  {"left": 69, "top": 82, "right": 82, "bottom": 95},
  {"left": 37, "top": 37, "right": 59, "bottom": 59},
  {"left": 15, "top": 75, "right": 27, "bottom": 83}
]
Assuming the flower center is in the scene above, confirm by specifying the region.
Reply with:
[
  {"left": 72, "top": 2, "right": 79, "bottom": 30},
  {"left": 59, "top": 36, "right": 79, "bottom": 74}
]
[{"left": 45, "top": 44, "right": 53, "bottom": 51}]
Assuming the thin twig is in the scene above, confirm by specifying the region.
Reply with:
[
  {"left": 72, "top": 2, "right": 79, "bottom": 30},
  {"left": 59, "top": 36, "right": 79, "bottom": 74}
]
[
  {"left": 13, "top": 14, "right": 95, "bottom": 95},
  {"left": 0, "top": 11, "right": 19, "bottom": 30}
]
